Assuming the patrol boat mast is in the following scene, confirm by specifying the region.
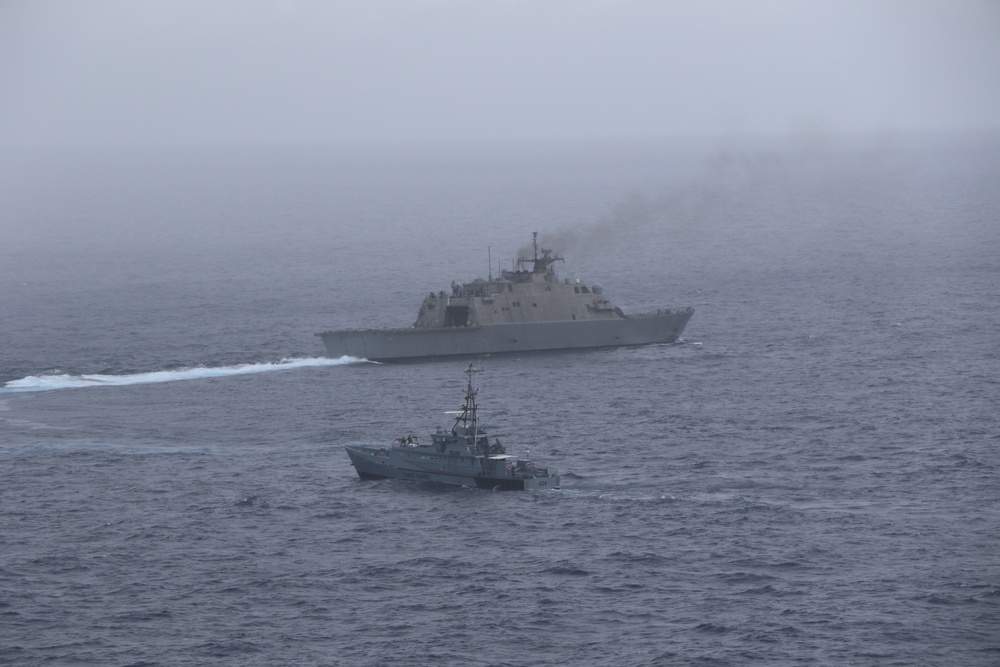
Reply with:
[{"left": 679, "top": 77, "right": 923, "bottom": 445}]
[{"left": 452, "top": 364, "right": 492, "bottom": 475}]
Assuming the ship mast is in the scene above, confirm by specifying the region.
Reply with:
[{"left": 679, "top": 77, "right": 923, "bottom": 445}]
[
  {"left": 516, "top": 231, "right": 563, "bottom": 275},
  {"left": 455, "top": 362, "right": 493, "bottom": 475},
  {"left": 453, "top": 363, "right": 482, "bottom": 439}
]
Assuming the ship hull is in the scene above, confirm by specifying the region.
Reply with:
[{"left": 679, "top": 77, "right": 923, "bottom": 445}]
[
  {"left": 319, "top": 309, "right": 693, "bottom": 361},
  {"left": 345, "top": 445, "right": 558, "bottom": 491}
]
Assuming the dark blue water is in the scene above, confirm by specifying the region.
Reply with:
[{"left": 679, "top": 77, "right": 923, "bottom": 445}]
[{"left": 2, "top": 137, "right": 999, "bottom": 666}]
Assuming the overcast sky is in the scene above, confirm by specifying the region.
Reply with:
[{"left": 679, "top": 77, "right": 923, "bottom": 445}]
[{"left": 1, "top": 0, "right": 998, "bottom": 148}]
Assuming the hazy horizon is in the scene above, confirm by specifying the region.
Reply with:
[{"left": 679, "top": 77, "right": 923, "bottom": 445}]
[{"left": 2, "top": 0, "right": 999, "bottom": 150}]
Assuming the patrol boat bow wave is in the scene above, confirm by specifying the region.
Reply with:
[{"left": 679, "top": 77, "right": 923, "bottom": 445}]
[
  {"left": 317, "top": 233, "right": 693, "bottom": 361},
  {"left": 344, "top": 364, "right": 559, "bottom": 491}
]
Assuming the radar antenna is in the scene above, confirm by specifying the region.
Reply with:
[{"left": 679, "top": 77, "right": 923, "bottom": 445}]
[{"left": 516, "top": 232, "right": 564, "bottom": 275}]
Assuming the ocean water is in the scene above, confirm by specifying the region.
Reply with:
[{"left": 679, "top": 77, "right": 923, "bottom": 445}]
[{"left": 2, "top": 136, "right": 999, "bottom": 666}]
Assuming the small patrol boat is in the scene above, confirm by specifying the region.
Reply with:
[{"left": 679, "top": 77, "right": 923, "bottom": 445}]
[{"left": 344, "top": 364, "right": 560, "bottom": 491}]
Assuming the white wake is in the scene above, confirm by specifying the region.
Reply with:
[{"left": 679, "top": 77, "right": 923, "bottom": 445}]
[{"left": 1, "top": 356, "right": 365, "bottom": 393}]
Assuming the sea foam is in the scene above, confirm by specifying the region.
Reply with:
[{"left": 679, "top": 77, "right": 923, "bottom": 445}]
[{"left": 1, "top": 357, "right": 364, "bottom": 393}]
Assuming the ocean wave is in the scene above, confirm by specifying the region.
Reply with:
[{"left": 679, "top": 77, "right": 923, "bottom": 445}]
[{"left": 0, "top": 356, "right": 365, "bottom": 393}]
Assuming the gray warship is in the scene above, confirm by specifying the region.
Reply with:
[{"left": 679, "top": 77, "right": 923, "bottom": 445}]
[
  {"left": 317, "top": 233, "right": 693, "bottom": 361},
  {"left": 344, "top": 364, "right": 559, "bottom": 491}
]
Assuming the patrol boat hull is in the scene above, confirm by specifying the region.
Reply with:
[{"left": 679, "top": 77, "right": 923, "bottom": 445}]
[
  {"left": 345, "top": 445, "right": 557, "bottom": 491},
  {"left": 344, "top": 364, "right": 559, "bottom": 491},
  {"left": 320, "top": 309, "right": 693, "bottom": 361}
]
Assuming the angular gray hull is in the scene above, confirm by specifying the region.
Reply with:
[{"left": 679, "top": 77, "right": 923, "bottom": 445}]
[
  {"left": 345, "top": 445, "right": 558, "bottom": 491},
  {"left": 318, "top": 308, "right": 693, "bottom": 361}
]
